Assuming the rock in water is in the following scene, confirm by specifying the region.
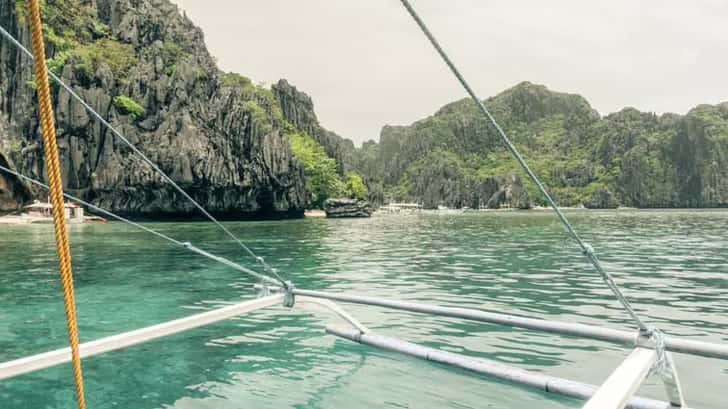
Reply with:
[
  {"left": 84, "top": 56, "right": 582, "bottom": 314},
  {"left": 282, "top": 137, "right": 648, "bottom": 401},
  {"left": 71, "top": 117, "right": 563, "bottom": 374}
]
[{"left": 324, "top": 198, "right": 373, "bottom": 218}]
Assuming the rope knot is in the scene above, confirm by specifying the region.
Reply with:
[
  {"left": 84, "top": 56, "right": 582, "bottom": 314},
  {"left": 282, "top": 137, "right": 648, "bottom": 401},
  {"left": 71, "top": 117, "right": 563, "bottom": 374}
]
[
  {"left": 637, "top": 327, "right": 670, "bottom": 377},
  {"left": 282, "top": 281, "right": 295, "bottom": 308},
  {"left": 647, "top": 328, "right": 670, "bottom": 377},
  {"left": 582, "top": 243, "right": 595, "bottom": 257}
]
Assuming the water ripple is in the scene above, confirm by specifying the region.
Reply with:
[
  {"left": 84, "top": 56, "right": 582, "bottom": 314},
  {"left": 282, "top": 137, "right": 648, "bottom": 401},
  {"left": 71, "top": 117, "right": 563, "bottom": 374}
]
[{"left": 0, "top": 210, "right": 726, "bottom": 408}]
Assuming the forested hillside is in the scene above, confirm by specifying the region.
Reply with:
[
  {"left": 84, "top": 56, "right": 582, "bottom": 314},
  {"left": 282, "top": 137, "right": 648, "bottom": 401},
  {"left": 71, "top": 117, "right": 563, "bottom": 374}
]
[{"left": 352, "top": 82, "right": 728, "bottom": 209}]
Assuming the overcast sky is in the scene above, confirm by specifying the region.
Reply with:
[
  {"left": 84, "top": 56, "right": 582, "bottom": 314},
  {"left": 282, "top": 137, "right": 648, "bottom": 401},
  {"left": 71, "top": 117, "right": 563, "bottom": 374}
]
[{"left": 174, "top": 0, "right": 728, "bottom": 144}]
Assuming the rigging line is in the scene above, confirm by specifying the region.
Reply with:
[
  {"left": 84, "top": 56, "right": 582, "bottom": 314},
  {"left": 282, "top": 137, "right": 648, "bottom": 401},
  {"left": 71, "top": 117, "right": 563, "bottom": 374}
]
[
  {"left": 0, "top": 22, "right": 285, "bottom": 286},
  {"left": 26, "top": 0, "right": 86, "bottom": 407},
  {"left": 0, "top": 164, "right": 282, "bottom": 287},
  {"left": 398, "top": 0, "right": 650, "bottom": 333}
]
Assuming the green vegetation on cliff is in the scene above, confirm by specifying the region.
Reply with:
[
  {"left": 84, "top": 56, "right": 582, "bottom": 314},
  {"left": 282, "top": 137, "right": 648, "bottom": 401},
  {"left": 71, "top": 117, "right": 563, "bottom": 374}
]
[
  {"left": 286, "top": 132, "right": 343, "bottom": 208},
  {"left": 113, "top": 95, "right": 145, "bottom": 119},
  {"left": 0, "top": 0, "right": 360, "bottom": 216},
  {"left": 286, "top": 132, "right": 367, "bottom": 208},
  {"left": 344, "top": 171, "right": 367, "bottom": 200},
  {"left": 29, "top": 0, "right": 123, "bottom": 77},
  {"left": 221, "top": 72, "right": 252, "bottom": 89},
  {"left": 352, "top": 82, "right": 728, "bottom": 209}
]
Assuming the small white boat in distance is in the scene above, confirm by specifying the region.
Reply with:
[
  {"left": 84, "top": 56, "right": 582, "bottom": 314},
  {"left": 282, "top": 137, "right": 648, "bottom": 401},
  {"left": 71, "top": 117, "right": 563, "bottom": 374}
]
[{"left": 378, "top": 202, "right": 423, "bottom": 213}]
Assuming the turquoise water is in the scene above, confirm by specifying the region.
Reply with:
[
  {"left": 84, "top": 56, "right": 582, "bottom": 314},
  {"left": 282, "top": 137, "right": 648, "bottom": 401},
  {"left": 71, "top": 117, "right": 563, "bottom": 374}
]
[{"left": 1, "top": 210, "right": 727, "bottom": 408}]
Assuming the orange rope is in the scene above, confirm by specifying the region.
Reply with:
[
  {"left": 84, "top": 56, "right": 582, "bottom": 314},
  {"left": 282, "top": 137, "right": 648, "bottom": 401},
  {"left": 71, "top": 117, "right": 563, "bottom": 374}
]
[{"left": 25, "top": 1, "right": 87, "bottom": 408}]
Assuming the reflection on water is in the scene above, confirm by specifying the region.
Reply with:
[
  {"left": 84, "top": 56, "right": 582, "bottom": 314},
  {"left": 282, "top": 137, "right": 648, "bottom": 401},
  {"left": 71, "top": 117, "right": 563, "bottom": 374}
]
[{"left": 0, "top": 210, "right": 726, "bottom": 408}]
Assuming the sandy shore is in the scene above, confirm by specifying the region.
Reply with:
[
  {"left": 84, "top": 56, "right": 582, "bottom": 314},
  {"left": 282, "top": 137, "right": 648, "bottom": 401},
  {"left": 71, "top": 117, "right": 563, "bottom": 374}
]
[
  {"left": 0, "top": 215, "right": 105, "bottom": 224},
  {"left": 304, "top": 209, "right": 326, "bottom": 218}
]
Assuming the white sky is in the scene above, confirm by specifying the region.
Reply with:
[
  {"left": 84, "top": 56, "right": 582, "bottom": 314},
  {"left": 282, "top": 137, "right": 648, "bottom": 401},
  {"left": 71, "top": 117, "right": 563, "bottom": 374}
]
[{"left": 174, "top": 0, "right": 728, "bottom": 144}]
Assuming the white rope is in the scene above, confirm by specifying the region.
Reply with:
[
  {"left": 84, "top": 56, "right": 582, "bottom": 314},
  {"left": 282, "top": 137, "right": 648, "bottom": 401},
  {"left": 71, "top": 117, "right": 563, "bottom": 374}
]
[
  {"left": 646, "top": 329, "right": 670, "bottom": 377},
  {"left": 398, "top": 0, "right": 651, "bottom": 333},
  {"left": 0, "top": 22, "right": 285, "bottom": 286},
  {"left": 297, "top": 296, "right": 370, "bottom": 334}
]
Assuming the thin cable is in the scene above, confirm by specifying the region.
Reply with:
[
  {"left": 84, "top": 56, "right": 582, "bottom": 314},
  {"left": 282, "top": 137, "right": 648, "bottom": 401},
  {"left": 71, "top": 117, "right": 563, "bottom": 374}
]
[
  {"left": 0, "top": 22, "right": 285, "bottom": 285},
  {"left": 398, "top": 0, "right": 649, "bottom": 332},
  {"left": 0, "top": 164, "right": 281, "bottom": 287},
  {"left": 26, "top": 0, "right": 86, "bottom": 407}
]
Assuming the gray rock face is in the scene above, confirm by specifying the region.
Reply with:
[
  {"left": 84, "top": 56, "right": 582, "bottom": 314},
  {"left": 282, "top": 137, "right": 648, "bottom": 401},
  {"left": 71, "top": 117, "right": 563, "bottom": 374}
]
[
  {"left": 484, "top": 175, "right": 531, "bottom": 209},
  {"left": 583, "top": 186, "right": 619, "bottom": 209},
  {"left": 272, "top": 79, "right": 355, "bottom": 174},
  {"left": 324, "top": 198, "right": 372, "bottom": 218},
  {"left": 0, "top": 0, "right": 311, "bottom": 218},
  {"left": 0, "top": 119, "right": 29, "bottom": 213}
]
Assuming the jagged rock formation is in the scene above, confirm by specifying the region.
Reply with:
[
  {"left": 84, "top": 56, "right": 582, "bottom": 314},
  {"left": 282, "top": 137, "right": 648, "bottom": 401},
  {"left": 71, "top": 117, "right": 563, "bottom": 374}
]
[
  {"left": 324, "top": 198, "right": 372, "bottom": 218},
  {"left": 352, "top": 82, "right": 728, "bottom": 209},
  {"left": 272, "top": 79, "right": 355, "bottom": 174},
  {"left": 0, "top": 0, "right": 353, "bottom": 218}
]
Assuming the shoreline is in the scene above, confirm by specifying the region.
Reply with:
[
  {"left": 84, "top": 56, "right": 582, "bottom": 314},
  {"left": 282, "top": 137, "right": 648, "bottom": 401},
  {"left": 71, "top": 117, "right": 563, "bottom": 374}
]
[
  {"left": 2, "top": 207, "right": 727, "bottom": 225},
  {"left": 378, "top": 207, "right": 728, "bottom": 214},
  {"left": 0, "top": 214, "right": 106, "bottom": 225}
]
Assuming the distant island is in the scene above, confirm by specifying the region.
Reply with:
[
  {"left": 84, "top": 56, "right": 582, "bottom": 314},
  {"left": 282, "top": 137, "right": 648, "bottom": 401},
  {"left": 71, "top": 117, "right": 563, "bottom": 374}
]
[
  {"left": 1, "top": 0, "right": 726, "bottom": 219},
  {"left": 350, "top": 82, "right": 728, "bottom": 210}
]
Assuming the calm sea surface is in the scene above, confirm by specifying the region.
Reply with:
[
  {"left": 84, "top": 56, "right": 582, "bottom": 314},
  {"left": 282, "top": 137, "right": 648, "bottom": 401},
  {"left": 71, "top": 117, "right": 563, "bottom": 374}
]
[{"left": 1, "top": 210, "right": 726, "bottom": 408}]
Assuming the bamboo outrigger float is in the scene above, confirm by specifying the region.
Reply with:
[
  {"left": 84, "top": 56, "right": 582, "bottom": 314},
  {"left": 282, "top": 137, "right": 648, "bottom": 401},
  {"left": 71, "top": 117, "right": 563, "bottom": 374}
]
[
  {"left": 3, "top": 287, "right": 726, "bottom": 408},
  {"left": 0, "top": 1, "right": 724, "bottom": 409}
]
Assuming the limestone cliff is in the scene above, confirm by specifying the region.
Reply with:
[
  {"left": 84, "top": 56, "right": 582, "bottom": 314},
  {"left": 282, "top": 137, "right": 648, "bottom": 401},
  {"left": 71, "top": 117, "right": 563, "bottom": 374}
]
[
  {"left": 272, "top": 79, "right": 355, "bottom": 174},
  {"left": 353, "top": 82, "right": 728, "bottom": 209},
  {"left": 0, "top": 0, "right": 348, "bottom": 218}
]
